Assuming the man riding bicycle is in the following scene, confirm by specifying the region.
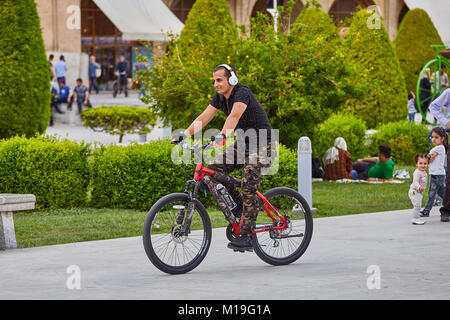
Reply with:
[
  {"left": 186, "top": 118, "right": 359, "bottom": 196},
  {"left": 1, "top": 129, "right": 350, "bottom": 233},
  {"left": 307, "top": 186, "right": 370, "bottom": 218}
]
[{"left": 172, "top": 64, "right": 275, "bottom": 251}]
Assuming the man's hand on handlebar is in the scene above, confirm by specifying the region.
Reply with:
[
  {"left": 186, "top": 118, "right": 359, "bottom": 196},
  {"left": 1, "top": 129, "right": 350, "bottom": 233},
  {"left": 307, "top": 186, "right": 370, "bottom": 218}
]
[
  {"left": 211, "top": 133, "right": 226, "bottom": 147},
  {"left": 171, "top": 132, "right": 187, "bottom": 145}
]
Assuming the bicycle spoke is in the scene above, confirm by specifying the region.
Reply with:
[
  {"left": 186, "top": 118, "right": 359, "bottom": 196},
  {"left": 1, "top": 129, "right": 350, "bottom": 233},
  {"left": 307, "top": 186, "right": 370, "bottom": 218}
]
[
  {"left": 147, "top": 199, "right": 208, "bottom": 268},
  {"left": 255, "top": 194, "right": 309, "bottom": 260}
]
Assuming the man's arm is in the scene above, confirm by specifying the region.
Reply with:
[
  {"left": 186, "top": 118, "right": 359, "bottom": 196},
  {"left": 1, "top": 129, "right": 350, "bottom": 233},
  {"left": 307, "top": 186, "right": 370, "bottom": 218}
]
[
  {"left": 68, "top": 88, "right": 75, "bottom": 101},
  {"left": 220, "top": 102, "right": 247, "bottom": 137},
  {"left": 356, "top": 156, "right": 378, "bottom": 163},
  {"left": 84, "top": 90, "right": 90, "bottom": 104},
  {"left": 430, "top": 89, "right": 450, "bottom": 128},
  {"left": 183, "top": 105, "right": 219, "bottom": 137}
]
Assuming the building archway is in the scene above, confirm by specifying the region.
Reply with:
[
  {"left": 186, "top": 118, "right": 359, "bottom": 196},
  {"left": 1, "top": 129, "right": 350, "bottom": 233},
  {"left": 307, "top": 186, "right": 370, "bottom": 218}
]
[{"left": 328, "top": 0, "right": 375, "bottom": 25}]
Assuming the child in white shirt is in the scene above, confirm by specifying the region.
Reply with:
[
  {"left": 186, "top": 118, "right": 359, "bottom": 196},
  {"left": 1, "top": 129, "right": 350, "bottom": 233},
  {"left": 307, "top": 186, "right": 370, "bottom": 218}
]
[
  {"left": 409, "top": 154, "right": 429, "bottom": 225},
  {"left": 421, "top": 127, "right": 448, "bottom": 217}
]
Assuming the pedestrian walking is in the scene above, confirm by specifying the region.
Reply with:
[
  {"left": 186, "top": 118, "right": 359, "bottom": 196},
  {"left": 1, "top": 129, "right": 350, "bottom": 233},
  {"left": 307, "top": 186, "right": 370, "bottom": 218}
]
[
  {"left": 409, "top": 154, "right": 429, "bottom": 225},
  {"left": 88, "top": 55, "right": 100, "bottom": 94},
  {"left": 54, "top": 55, "right": 68, "bottom": 85},
  {"left": 420, "top": 127, "right": 448, "bottom": 217}
]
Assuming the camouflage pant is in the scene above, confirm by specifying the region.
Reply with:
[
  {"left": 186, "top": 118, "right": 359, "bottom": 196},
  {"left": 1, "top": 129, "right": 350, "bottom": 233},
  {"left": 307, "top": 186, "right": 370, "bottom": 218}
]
[{"left": 207, "top": 141, "right": 275, "bottom": 235}]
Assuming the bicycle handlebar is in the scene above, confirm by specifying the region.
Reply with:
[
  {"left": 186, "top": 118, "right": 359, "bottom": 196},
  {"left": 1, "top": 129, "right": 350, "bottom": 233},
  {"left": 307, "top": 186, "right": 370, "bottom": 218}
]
[{"left": 173, "top": 140, "right": 212, "bottom": 153}]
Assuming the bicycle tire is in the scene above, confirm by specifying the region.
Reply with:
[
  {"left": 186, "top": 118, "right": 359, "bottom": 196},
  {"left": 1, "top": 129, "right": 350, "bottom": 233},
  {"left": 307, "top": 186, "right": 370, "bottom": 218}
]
[
  {"left": 112, "top": 81, "right": 118, "bottom": 98},
  {"left": 143, "top": 193, "right": 212, "bottom": 274},
  {"left": 252, "top": 187, "right": 313, "bottom": 266}
]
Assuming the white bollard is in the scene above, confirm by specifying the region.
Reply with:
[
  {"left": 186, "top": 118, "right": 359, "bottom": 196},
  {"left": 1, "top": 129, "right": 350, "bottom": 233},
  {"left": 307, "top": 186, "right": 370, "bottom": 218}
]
[{"left": 298, "top": 137, "right": 312, "bottom": 209}]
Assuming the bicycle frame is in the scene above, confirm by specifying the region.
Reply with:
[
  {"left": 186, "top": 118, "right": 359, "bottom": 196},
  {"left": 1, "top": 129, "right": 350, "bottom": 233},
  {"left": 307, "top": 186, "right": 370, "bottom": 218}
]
[{"left": 182, "top": 162, "right": 287, "bottom": 236}]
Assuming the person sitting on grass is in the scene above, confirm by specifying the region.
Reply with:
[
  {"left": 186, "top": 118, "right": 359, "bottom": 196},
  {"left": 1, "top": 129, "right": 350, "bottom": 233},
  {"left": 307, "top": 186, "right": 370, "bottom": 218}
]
[
  {"left": 352, "top": 144, "right": 394, "bottom": 182},
  {"left": 322, "top": 137, "right": 354, "bottom": 181},
  {"left": 67, "top": 78, "right": 92, "bottom": 114}
]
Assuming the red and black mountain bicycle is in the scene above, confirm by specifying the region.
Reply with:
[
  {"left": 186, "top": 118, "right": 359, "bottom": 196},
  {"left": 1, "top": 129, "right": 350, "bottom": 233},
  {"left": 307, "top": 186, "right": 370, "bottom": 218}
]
[{"left": 142, "top": 140, "right": 313, "bottom": 274}]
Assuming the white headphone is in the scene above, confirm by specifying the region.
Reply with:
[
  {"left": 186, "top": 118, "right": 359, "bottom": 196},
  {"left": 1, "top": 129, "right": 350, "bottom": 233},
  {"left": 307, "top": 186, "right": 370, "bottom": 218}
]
[{"left": 218, "top": 64, "right": 238, "bottom": 86}]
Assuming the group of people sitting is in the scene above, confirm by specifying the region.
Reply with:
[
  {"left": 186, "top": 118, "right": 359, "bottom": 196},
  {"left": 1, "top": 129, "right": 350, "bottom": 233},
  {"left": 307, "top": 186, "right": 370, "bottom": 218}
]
[{"left": 321, "top": 137, "right": 394, "bottom": 182}]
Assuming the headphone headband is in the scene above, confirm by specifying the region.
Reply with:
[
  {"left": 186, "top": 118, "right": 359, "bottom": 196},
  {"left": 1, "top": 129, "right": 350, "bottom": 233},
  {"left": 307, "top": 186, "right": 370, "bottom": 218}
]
[{"left": 218, "top": 64, "right": 238, "bottom": 86}]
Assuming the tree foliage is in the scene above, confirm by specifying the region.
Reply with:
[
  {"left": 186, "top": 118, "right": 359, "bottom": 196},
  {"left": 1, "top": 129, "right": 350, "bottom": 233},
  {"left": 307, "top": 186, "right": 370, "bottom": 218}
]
[
  {"left": 143, "top": 1, "right": 360, "bottom": 149},
  {"left": 141, "top": 0, "right": 240, "bottom": 132},
  {"left": 394, "top": 8, "right": 444, "bottom": 93},
  {"left": 81, "top": 107, "right": 157, "bottom": 143},
  {"left": 0, "top": 0, "right": 51, "bottom": 139},
  {"left": 343, "top": 9, "right": 407, "bottom": 129},
  {"left": 238, "top": 5, "right": 360, "bottom": 148}
]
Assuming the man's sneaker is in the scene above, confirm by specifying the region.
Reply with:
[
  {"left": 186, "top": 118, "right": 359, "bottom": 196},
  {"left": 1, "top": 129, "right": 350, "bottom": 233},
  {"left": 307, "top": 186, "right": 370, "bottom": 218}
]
[
  {"left": 441, "top": 216, "right": 449, "bottom": 222},
  {"left": 411, "top": 218, "right": 426, "bottom": 225},
  {"left": 419, "top": 211, "right": 429, "bottom": 217},
  {"left": 227, "top": 234, "right": 253, "bottom": 252}
]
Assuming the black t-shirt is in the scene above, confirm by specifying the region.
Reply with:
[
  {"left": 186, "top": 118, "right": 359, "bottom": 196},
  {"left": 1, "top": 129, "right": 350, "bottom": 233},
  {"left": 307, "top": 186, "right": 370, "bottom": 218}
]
[{"left": 210, "top": 83, "right": 273, "bottom": 144}]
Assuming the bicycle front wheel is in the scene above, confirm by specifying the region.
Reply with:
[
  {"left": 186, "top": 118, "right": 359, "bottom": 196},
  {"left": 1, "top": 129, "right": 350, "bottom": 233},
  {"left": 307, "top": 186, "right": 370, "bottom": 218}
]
[
  {"left": 252, "top": 187, "right": 313, "bottom": 266},
  {"left": 143, "top": 193, "right": 212, "bottom": 274}
]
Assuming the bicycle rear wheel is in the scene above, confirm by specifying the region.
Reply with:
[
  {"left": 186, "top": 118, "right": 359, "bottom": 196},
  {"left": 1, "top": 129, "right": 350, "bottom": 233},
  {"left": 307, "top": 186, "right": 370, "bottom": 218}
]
[
  {"left": 143, "top": 193, "right": 212, "bottom": 274},
  {"left": 252, "top": 187, "right": 313, "bottom": 266}
]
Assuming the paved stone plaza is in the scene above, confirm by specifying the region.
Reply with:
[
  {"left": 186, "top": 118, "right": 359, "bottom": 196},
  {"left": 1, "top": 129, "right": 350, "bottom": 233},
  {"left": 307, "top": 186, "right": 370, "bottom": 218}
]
[{"left": 1, "top": 208, "right": 449, "bottom": 300}]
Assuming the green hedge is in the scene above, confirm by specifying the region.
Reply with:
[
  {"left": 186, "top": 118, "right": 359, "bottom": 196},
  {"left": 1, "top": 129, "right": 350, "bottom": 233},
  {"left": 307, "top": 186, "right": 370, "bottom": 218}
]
[
  {"left": 0, "top": 136, "right": 298, "bottom": 211},
  {"left": 0, "top": 136, "right": 91, "bottom": 209},
  {"left": 90, "top": 140, "right": 189, "bottom": 210},
  {"left": 314, "top": 113, "right": 368, "bottom": 160},
  {"left": 90, "top": 139, "right": 298, "bottom": 211},
  {"left": 369, "top": 121, "right": 429, "bottom": 165}
]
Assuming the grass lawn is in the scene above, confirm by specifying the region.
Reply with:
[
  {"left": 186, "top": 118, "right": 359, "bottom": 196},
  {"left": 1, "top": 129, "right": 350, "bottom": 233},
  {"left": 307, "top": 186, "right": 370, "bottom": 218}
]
[{"left": 14, "top": 166, "right": 422, "bottom": 248}]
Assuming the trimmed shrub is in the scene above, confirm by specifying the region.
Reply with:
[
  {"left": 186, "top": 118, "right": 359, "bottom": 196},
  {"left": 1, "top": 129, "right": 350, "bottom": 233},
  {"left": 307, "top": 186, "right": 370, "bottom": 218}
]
[
  {"left": 260, "top": 144, "right": 297, "bottom": 192},
  {"left": 90, "top": 140, "right": 188, "bottom": 210},
  {"left": 343, "top": 9, "right": 407, "bottom": 128},
  {"left": 314, "top": 113, "right": 368, "bottom": 160},
  {"left": 369, "top": 121, "right": 429, "bottom": 165},
  {"left": 81, "top": 106, "right": 157, "bottom": 143},
  {"left": 394, "top": 8, "right": 444, "bottom": 93},
  {"left": 0, "top": 0, "right": 51, "bottom": 139},
  {"left": 238, "top": 5, "right": 359, "bottom": 149},
  {"left": 0, "top": 136, "right": 91, "bottom": 210}
]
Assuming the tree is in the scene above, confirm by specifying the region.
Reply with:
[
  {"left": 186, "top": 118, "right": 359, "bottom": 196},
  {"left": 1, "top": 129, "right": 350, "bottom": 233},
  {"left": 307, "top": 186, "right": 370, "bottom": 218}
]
[
  {"left": 238, "top": 4, "right": 359, "bottom": 148},
  {"left": 142, "top": 0, "right": 240, "bottom": 133},
  {"left": 394, "top": 8, "right": 444, "bottom": 93},
  {"left": 0, "top": 0, "right": 51, "bottom": 139},
  {"left": 343, "top": 8, "right": 407, "bottom": 129},
  {"left": 81, "top": 107, "right": 157, "bottom": 143}
]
